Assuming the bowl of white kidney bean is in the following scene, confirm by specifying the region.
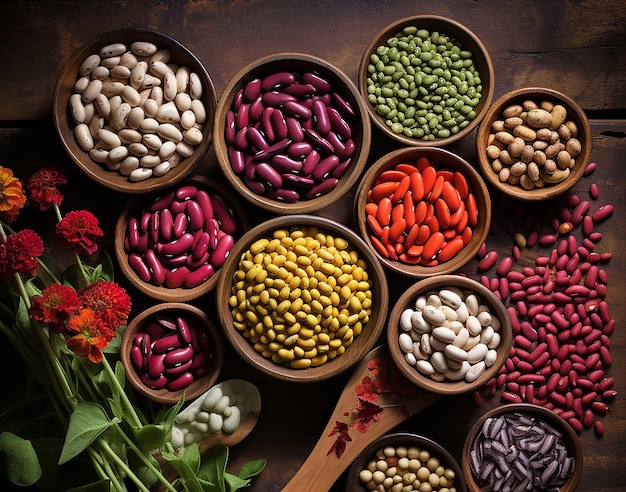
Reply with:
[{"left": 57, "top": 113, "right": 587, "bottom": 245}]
[
  {"left": 476, "top": 86, "right": 592, "bottom": 201},
  {"left": 215, "top": 214, "right": 389, "bottom": 382},
  {"left": 462, "top": 403, "right": 583, "bottom": 491},
  {"left": 53, "top": 28, "right": 216, "bottom": 194},
  {"left": 212, "top": 52, "right": 372, "bottom": 215},
  {"left": 358, "top": 15, "right": 494, "bottom": 148},
  {"left": 346, "top": 431, "right": 467, "bottom": 492},
  {"left": 386, "top": 274, "right": 512, "bottom": 395},
  {"left": 114, "top": 175, "right": 249, "bottom": 302},
  {"left": 120, "top": 302, "right": 224, "bottom": 405}
]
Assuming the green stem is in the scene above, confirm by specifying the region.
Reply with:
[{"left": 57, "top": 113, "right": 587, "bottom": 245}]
[
  {"left": 36, "top": 257, "right": 62, "bottom": 285},
  {"left": 99, "top": 437, "right": 149, "bottom": 492},
  {"left": 93, "top": 442, "right": 126, "bottom": 492},
  {"left": 101, "top": 355, "right": 143, "bottom": 428}
]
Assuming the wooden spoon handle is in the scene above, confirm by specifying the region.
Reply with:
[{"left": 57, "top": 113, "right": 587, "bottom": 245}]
[{"left": 281, "top": 345, "right": 444, "bottom": 492}]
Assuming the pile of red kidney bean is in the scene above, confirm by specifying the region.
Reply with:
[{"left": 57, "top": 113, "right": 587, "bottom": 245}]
[{"left": 474, "top": 161, "right": 615, "bottom": 437}]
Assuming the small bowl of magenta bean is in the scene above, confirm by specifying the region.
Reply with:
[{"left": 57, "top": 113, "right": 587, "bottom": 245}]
[
  {"left": 354, "top": 146, "right": 491, "bottom": 278},
  {"left": 114, "top": 175, "right": 249, "bottom": 302},
  {"left": 53, "top": 28, "right": 217, "bottom": 194},
  {"left": 346, "top": 432, "right": 467, "bottom": 492},
  {"left": 214, "top": 214, "right": 389, "bottom": 382},
  {"left": 462, "top": 403, "right": 583, "bottom": 491},
  {"left": 120, "top": 302, "right": 224, "bottom": 405},
  {"left": 476, "top": 86, "right": 592, "bottom": 200},
  {"left": 386, "top": 274, "right": 512, "bottom": 395},
  {"left": 358, "top": 15, "right": 494, "bottom": 147},
  {"left": 212, "top": 52, "right": 372, "bottom": 214}
]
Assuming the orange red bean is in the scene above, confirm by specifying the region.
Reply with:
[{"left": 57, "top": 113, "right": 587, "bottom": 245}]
[{"left": 365, "top": 157, "right": 477, "bottom": 265}]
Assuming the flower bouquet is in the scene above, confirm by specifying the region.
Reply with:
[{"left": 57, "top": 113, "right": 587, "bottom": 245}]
[{"left": 0, "top": 166, "right": 265, "bottom": 491}]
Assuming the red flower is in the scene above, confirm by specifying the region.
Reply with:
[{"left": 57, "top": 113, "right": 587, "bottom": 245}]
[
  {"left": 66, "top": 308, "right": 112, "bottom": 363},
  {"left": 0, "top": 166, "right": 27, "bottom": 223},
  {"left": 30, "top": 284, "right": 81, "bottom": 334},
  {"left": 0, "top": 229, "right": 44, "bottom": 279},
  {"left": 79, "top": 280, "right": 131, "bottom": 331},
  {"left": 56, "top": 210, "right": 103, "bottom": 255},
  {"left": 27, "top": 166, "right": 67, "bottom": 211}
]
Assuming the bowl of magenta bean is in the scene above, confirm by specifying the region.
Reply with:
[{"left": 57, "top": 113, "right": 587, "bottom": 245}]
[
  {"left": 214, "top": 214, "right": 389, "bottom": 383},
  {"left": 475, "top": 86, "right": 592, "bottom": 201},
  {"left": 120, "top": 302, "right": 224, "bottom": 405},
  {"left": 386, "top": 274, "right": 512, "bottom": 395},
  {"left": 345, "top": 431, "right": 467, "bottom": 492},
  {"left": 358, "top": 15, "right": 494, "bottom": 147},
  {"left": 114, "top": 175, "right": 249, "bottom": 302},
  {"left": 462, "top": 403, "right": 583, "bottom": 491},
  {"left": 53, "top": 28, "right": 217, "bottom": 194},
  {"left": 354, "top": 146, "right": 491, "bottom": 278},
  {"left": 213, "top": 52, "right": 372, "bottom": 214}
]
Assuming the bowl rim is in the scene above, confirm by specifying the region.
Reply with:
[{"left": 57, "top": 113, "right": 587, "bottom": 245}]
[
  {"left": 212, "top": 51, "right": 372, "bottom": 214},
  {"left": 461, "top": 402, "right": 583, "bottom": 491},
  {"left": 215, "top": 213, "right": 389, "bottom": 382},
  {"left": 53, "top": 27, "right": 217, "bottom": 194},
  {"left": 354, "top": 146, "right": 492, "bottom": 278},
  {"left": 114, "top": 175, "right": 250, "bottom": 302},
  {"left": 475, "top": 86, "right": 593, "bottom": 201},
  {"left": 386, "top": 274, "right": 512, "bottom": 395},
  {"left": 358, "top": 14, "right": 495, "bottom": 147},
  {"left": 120, "top": 302, "right": 224, "bottom": 404}
]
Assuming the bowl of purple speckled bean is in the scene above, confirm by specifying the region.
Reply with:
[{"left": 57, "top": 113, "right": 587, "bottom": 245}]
[
  {"left": 462, "top": 403, "right": 583, "bottom": 492},
  {"left": 213, "top": 52, "right": 372, "bottom": 215}
]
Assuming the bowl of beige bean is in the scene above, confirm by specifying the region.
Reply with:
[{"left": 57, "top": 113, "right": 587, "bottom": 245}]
[
  {"left": 475, "top": 86, "right": 592, "bottom": 200},
  {"left": 386, "top": 274, "right": 512, "bottom": 395},
  {"left": 214, "top": 214, "right": 389, "bottom": 382},
  {"left": 53, "top": 28, "right": 217, "bottom": 194}
]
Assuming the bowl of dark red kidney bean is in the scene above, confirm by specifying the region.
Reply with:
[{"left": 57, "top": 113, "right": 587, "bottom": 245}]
[
  {"left": 354, "top": 146, "right": 491, "bottom": 278},
  {"left": 120, "top": 302, "right": 224, "bottom": 404},
  {"left": 213, "top": 52, "right": 372, "bottom": 215},
  {"left": 115, "top": 175, "right": 250, "bottom": 302},
  {"left": 462, "top": 403, "right": 583, "bottom": 491}
]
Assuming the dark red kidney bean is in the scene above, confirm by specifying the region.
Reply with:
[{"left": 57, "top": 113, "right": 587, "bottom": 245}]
[
  {"left": 261, "top": 71, "right": 296, "bottom": 92},
  {"left": 148, "top": 353, "right": 166, "bottom": 378},
  {"left": 302, "top": 71, "right": 331, "bottom": 93},
  {"left": 281, "top": 82, "right": 316, "bottom": 98},
  {"left": 165, "top": 358, "right": 194, "bottom": 375},
  {"left": 166, "top": 372, "right": 194, "bottom": 391},
  {"left": 165, "top": 266, "right": 191, "bottom": 289},
  {"left": 326, "top": 106, "right": 352, "bottom": 140},
  {"left": 164, "top": 345, "right": 195, "bottom": 366},
  {"left": 305, "top": 178, "right": 338, "bottom": 199},
  {"left": 592, "top": 204, "right": 614, "bottom": 222},
  {"left": 263, "top": 91, "right": 296, "bottom": 107},
  {"left": 211, "top": 234, "right": 235, "bottom": 268},
  {"left": 184, "top": 263, "right": 215, "bottom": 288},
  {"left": 312, "top": 99, "right": 331, "bottom": 135},
  {"left": 141, "top": 373, "right": 168, "bottom": 390},
  {"left": 477, "top": 250, "right": 498, "bottom": 272},
  {"left": 129, "top": 253, "right": 152, "bottom": 282},
  {"left": 243, "top": 78, "right": 262, "bottom": 102}
]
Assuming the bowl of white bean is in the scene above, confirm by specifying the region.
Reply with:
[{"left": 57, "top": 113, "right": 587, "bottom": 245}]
[
  {"left": 386, "top": 274, "right": 511, "bottom": 395},
  {"left": 53, "top": 28, "right": 217, "bottom": 194},
  {"left": 346, "top": 431, "right": 467, "bottom": 492}
]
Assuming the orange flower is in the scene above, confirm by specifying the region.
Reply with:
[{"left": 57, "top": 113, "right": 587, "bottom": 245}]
[
  {"left": 66, "top": 308, "right": 111, "bottom": 363},
  {"left": 0, "top": 166, "right": 27, "bottom": 223}
]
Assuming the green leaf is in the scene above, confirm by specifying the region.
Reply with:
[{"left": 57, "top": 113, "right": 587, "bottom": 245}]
[
  {"left": 238, "top": 458, "right": 266, "bottom": 480},
  {"left": 224, "top": 473, "right": 250, "bottom": 492},
  {"left": 161, "top": 445, "right": 205, "bottom": 492},
  {"left": 99, "top": 251, "right": 115, "bottom": 282},
  {"left": 197, "top": 446, "right": 228, "bottom": 490},
  {"left": 89, "top": 263, "right": 103, "bottom": 284},
  {"left": 0, "top": 431, "right": 42, "bottom": 486},
  {"left": 59, "top": 402, "right": 119, "bottom": 464},
  {"left": 135, "top": 424, "right": 169, "bottom": 453}
]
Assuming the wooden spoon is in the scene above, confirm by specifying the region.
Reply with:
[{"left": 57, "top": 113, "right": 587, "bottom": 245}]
[{"left": 281, "top": 345, "right": 445, "bottom": 492}]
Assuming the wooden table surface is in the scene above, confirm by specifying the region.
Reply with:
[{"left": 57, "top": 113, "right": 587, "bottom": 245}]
[{"left": 1, "top": 1, "right": 625, "bottom": 491}]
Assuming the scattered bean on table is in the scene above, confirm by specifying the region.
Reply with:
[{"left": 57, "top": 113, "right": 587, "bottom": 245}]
[{"left": 228, "top": 226, "right": 373, "bottom": 369}]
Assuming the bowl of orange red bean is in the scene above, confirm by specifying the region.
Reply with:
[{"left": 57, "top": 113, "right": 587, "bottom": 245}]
[
  {"left": 53, "top": 28, "right": 217, "bottom": 194},
  {"left": 214, "top": 214, "right": 389, "bottom": 382},
  {"left": 475, "top": 86, "right": 592, "bottom": 200},
  {"left": 386, "top": 274, "right": 512, "bottom": 395},
  {"left": 462, "top": 403, "right": 582, "bottom": 491},
  {"left": 346, "top": 432, "right": 467, "bottom": 492},
  {"left": 354, "top": 146, "right": 491, "bottom": 278},
  {"left": 120, "top": 302, "right": 224, "bottom": 405},
  {"left": 213, "top": 52, "right": 372, "bottom": 215},
  {"left": 114, "top": 175, "right": 249, "bottom": 302}
]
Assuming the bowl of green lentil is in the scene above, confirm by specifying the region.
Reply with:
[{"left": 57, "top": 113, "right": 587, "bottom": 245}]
[
  {"left": 358, "top": 15, "right": 494, "bottom": 147},
  {"left": 214, "top": 214, "right": 389, "bottom": 383}
]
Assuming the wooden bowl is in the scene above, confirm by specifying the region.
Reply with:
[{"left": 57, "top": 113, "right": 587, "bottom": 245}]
[
  {"left": 354, "top": 146, "right": 491, "bottom": 278},
  {"left": 120, "top": 302, "right": 224, "bottom": 405},
  {"left": 346, "top": 432, "right": 467, "bottom": 492},
  {"left": 358, "top": 15, "right": 494, "bottom": 147},
  {"left": 114, "top": 175, "right": 249, "bottom": 302},
  {"left": 476, "top": 87, "right": 593, "bottom": 200},
  {"left": 215, "top": 214, "right": 389, "bottom": 382},
  {"left": 462, "top": 403, "right": 583, "bottom": 491},
  {"left": 386, "top": 275, "right": 512, "bottom": 395},
  {"left": 213, "top": 52, "right": 372, "bottom": 214},
  {"left": 53, "top": 28, "right": 217, "bottom": 194}
]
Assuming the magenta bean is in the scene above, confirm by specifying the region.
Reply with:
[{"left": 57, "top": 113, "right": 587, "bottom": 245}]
[
  {"left": 187, "top": 251, "right": 209, "bottom": 269},
  {"left": 140, "top": 210, "right": 152, "bottom": 232},
  {"left": 175, "top": 185, "right": 197, "bottom": 201},
  {"left": 253, "top": 137, "right": 291, "bottom": 161},
  {"left": 249, "top": 95, "right": 265, "bottom": 121},
  {"left": 192, "top": 231, "right": 211, "bottom": 261},
  {"left": 212, "top": 194, "right": 238, "bottom": 235},
  {"left": 282, "top": 174, "right": 315, "bottom": 188},
  {"left": 161, "top": 233, "right": 194, "bottom": 256},
  {"left": 284, "top": 116, "right": 304, "bottom": 142},
  {"left": 261, "top": 107, "right": 276, "bottom": 141},
  {"left": 142, "top": 373, "right": 168, "bottom": 390},
  {"left": 131, "top": 345, "right": 144, "bottom": 371},
  {"left": 304, "top": 178, "right": 338, "bottom": 198},
  {"left": 281, "top": 82, "right": 316, "bottom": 98},
  {"left": 507, "top": 270, "right": 525, "bottom": 283},
  {"left": 144, "top": 249, "right": 166, "bottom": 285},
  {"left": 127, "top": 217, "right": 140, "bottom": 250},
  {"left": 185, "top": 200, "right": 204, "bottom": 230},
  {"left": 166, "top": 358, "right": 194, "bottom": 375},
  {"left": 311, "top": 155, "right": 340, "bottom": 181},
  {"left": 538, "top": 233, "right": 557, "bottom": 245},
  {"left": 584, "top": 161, "right": 597, "bottom": 176},
  {"left": 170, "top": 213, "right": 187, "bottom": 239},
  {"left": 166, "top": 371, "right": 194, "bottom": 391},
  {"left": 225, "top": 110, "right": 236, "bottom": 144},
  {"left": 243, "top": 78, "right": 262, "bottom": 102},
  {"left": 184, "top": 263, "right": 215, "bottom": 287},
  {"left": 304, "top": 128, "right": 334, "bottom": 154},
  {"left": 228, "top": 147, "right": 246, "bottom": 173},
  {"left": 332, "top": 158, "right": 352, "bottom": 179},
  {"left": 263, "top": 91, "right": 296, "bottom": 107},
  {"left": 284, "top": 100, "right": 312, "bottom": 120},
  {"left": 272, "top": 154, "right": 303, "bottom": 173},
  {"left": 211, "top": 234, "right": 235, "bottom": 267},
  {"left": 496, "top": 256, "right": 513, "bottom": 276},
  {"left": 149, "top": 212, "right": 160, "bottom": 244},
  {"left": 246, "top": 126, "right": 269, "bottom": 151},
  {"left": 589, "top": 183, "right": 600, "bottom": 200},
  {"left": 152, "top": 332, "right": 184, "bottom": 353},
  {"left": 148, "top": 191, "right": 175, "bottom": 213},
  {"left": 287, "top": 141, "right": 313, "bottom": 158},
  {"left": 301, "top": 149, "right": 321, "bottom": 176},
  {"left": 148, "top": 353, "right": 166, "bottom": 378},
  {"left": 129, "top": 253, "right": 152, "bottom": 282},
  {"left": 255, "top": 162, "right": 283, "bottom": 188},
  {"left": 164, "top": 345, "right": 195, "bottom": 366},
  {"left": 311, "top": 99, "right": 331, "bottom": 135},
  {"left": 571, "top": 199, "right": 590, "bottom": 224},
  {"left": 236, "top": 102, "right": 250, "bottom": 129},
  {"left": 270, "top": 109, "right": 289, "bottom": 139},
  {"left": 327, "top": 106, "right": 352, "bottom": 140},
  {"left": 234, "top": 127, "right": 249, "bottom": 150},
  {"left": 193, "top": 191, "right": 213, "bottom": 223},
  {"left": 331, "top": 91, "right": 355, "bottom": 116},
  {"left": 156, "top": 317, "right": 178, "bottom": 331},
  {"left": 158, "top": 208, "right": 174, "bottom": 242},
  {"left": 302, "top": 71, "right": 331, "bottom": 93},
  {"left": 175, "top": 317, "right": 193, "bottom": 344},
  {"left": 165, "top": 266, "right": 191, "bottom": 289},
  {"left": 592, "top": 204, "right": 614, "bottom": 222},
  {"left": 477, "top": 250, "right": 498, "bottom": 272},
  {"left": 261, "top": 71, "right": 296, "bottom": 91}
]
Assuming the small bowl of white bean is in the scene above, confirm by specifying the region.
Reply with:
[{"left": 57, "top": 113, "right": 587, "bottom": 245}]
[
  {"left": 475, "top": 86, "right": 592, "bottom": 200},
  {"left": 386, "top": 274, "right": 512, "bottom": 395},
  {"left": 53, "top": 28, "right": 217, "bottom": 194},
  {"left": 462, "top": 403, "right": 583, "bottom": 491},
  {"left": 346, "top": 431, "right": 467, "bottom": 492}
]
